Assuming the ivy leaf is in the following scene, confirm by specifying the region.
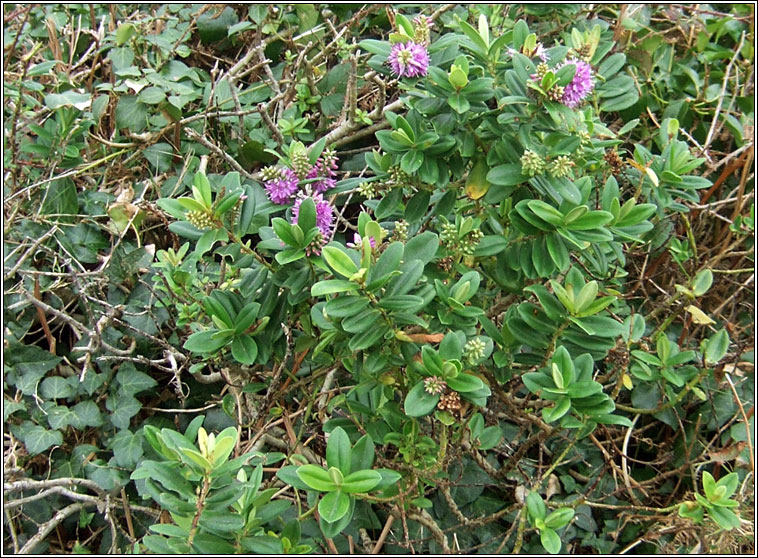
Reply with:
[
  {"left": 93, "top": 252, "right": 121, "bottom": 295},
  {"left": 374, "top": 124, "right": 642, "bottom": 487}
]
[
  {"left": 39, "top": 376, "right": 75, "bottom": 399},
  {"left": 107, "top": 392, "right": 142, "bottom": 430},
  {"left": 20, "top": 425, "right": 63, "bottom": 455},
  {"left": 115, "top": 95, "right": 148, "bottom": 132},
  {"left": 116, "top": 363, "right": 157, "bottom": 396},
  {"left": 111, "top": 430, "right": 145, "bottom": 468}
]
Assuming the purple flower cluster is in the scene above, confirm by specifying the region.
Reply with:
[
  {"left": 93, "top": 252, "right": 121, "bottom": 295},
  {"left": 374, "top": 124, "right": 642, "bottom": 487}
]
[
  {"left": 558, "top": 58, "right": 594, "bottom": 108},
  {"left": 291, "top": 193, "right": 334, "bottom": 238},
  {"left": 388, "top": 41, "right": 430, "bottom": 78},
  {"left": 306, "top": 155, "right": 338, "bottom": 194},
  {"left": 264, "top": 150, "right": 340, "bottom": 239},
  {"left": 264, "top": 168, "right": 299, "bottom": 205}
]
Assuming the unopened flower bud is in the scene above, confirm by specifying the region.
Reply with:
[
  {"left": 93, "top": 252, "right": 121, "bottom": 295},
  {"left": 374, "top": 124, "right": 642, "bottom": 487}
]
[
  {"left": 547, "top": 84, "right": 565, "bottom": 102},
  {"left": 186, "top": 210, "right": 215, "bottom": 230},
  {"left": 464, "top": 338, "right": 486, "bottom": 364},
  {"left": 261, "top": 165, "right": 282, "bottom": 182},
  {"left": 520, "top": 150, "right": 546, "bottom": 177},
  {"left": 393, "top": 220, "right": 409, "bottom": 242},
  {"left": 358, "top": 181, "right": 376, "bottom": 199},
  {"left": 291, "top": 151, "right": 311, "bottom": 179},
  {"left": 549, "top": 155, "right": 575, "bottom": 179}
]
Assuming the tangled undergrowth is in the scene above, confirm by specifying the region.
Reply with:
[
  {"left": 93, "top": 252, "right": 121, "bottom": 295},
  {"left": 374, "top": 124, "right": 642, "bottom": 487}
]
[{"left": 3, "top": 4, "right": 754, "bottom": 555}]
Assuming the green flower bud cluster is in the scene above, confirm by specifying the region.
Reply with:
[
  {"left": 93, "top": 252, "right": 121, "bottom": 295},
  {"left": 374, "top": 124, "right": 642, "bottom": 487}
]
[
  {"left": 291, "top": 151, "right": 311, "bottom": 179},
  {"left": 573, "top": 43, "right": 592, "bottom": 62},
  {"left": 440, "top": 221, "right": 483, "bottom": 256},
  {"left": 357, "top": 181, "right": 377, "bottom": 199},
  {"left": 387, "top": 166, "right": 413, "bottom": 188},
  {"left": 186, "top": 210, "right": 215, "bottom": 230},
  {"left": 534, "top": 62, "right": 550, "bottom": 80},
  {"left": 520, "top": 150, "right": 546, "bottom": 177},
  {"left": 461, "top": 228, "right": 483, "bottom": 256},
  {"left": 440, "top": 222, "right": 458, "bottom": 245},
  {"left": 463, "top": 338, "right": 486, "bottom": 364},
  {"left": 578, "top": 130, "right": 592, "bottom": 147},
  {"left": 547, "top": 84, "right": 565, "bottom": 102},
  {"left": 549, "top": 155, "right": 575, "bottom": 178},
  {"left": 393, "top": 220, "right": 409, "bottom": 242},
  {"left": 261, "top": 165, "right": 283, "bottom": 182}
]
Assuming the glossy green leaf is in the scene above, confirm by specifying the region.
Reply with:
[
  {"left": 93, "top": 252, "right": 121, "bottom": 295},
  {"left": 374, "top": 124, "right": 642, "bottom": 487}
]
[
  {"left": 403, "top": 232, "right": 439, "bottom": 265},
  {"left": 542, "top": 397, "right": 571, "bottom": 423},
  {"left": 341, "top": 470, "right": 382, "bottom": 493},
  {"left": 318, "top": 490, "right": 350, "bottom": 523},
  {"left": 297, "top": 465, "right": 337, "bottom": 492},
  {"left": 445, "top": 373, "right": 485, "bottom": 393},
  {"left": 323, "top": 246, "right": 358, "bottom": 278},
  {"left": 184, "top": 330, "right": 229, "bottom": 354},
  {"left": 540, "top": 527, "right": 562, "bottom": 554},
  {"left": 526, "top": 491, "right": 547, "bottom": 520},
  {"left": 231, "top": 335, "right": 257, "bottom": 364},
  {"left": 544, "top": 507, "right": 575, "bottom": 529},
  {"left": 404, "top": 381, "right": 441, "bottom": 417},
  {"left": 326, "top": 427, "right": 352, "bottom": 475},
  {"left": 311, "top": 280, "right": 359, "bottom": 296}
]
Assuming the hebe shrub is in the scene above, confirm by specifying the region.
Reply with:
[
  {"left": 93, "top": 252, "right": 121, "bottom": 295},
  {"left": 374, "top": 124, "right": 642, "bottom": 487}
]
[{"left": 142, "top": 13, "right": 745, "bottom": 554}]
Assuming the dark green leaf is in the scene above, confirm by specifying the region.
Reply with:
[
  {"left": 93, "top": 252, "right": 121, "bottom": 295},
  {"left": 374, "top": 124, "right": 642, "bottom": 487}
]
[
  {"left": 487, "top": 163, "right": 528, "bottom": 186},
  {"left": 403, "top": 232, "right": 439, "bottom": 265},
  {"left": 231, "top": 335, "right": 258, "bottom": 364},
  {"left": 446, "top": 373, "right": 485, "bottom": 393},
  {"left": 183, "top": 330, "right": 229, "bottom": 354}
]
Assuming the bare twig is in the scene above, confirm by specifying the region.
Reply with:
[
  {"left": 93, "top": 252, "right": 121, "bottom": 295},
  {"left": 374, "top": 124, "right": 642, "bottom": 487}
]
[
  {"left": 371, "top": 512, "right": 395, "bottom": 554},
  {"left": 408, "top": 510, "right": 450, "bottom": 553},
  {"left": 183, "top": 127, "right": 257, "bottom": 180},
  {"left": 19, "top": 502, "right": 94, "bottom": 554},
  {"left": 701, "top": 31, "right": 746, "bottom": 157},
  {"left": 723, "top": 373, "right": 755, "bottom": 473}
]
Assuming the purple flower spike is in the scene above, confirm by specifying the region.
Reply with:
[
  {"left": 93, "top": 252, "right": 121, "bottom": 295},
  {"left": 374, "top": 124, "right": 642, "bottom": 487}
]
[
  {"left": 388, "top": 41, "right": 430, "bottom": 78},
  {"left": 265, "top": 168, "right": 299, "bottom": 205},
  {"left": 307, "top": 157, "right": 338, "bottom": 194},
  {"left": 292, "top": 193, "right": 334, "bottom": 238},
  {"left": 558, "top": 58, "right": 594, "bottom": 108}
]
